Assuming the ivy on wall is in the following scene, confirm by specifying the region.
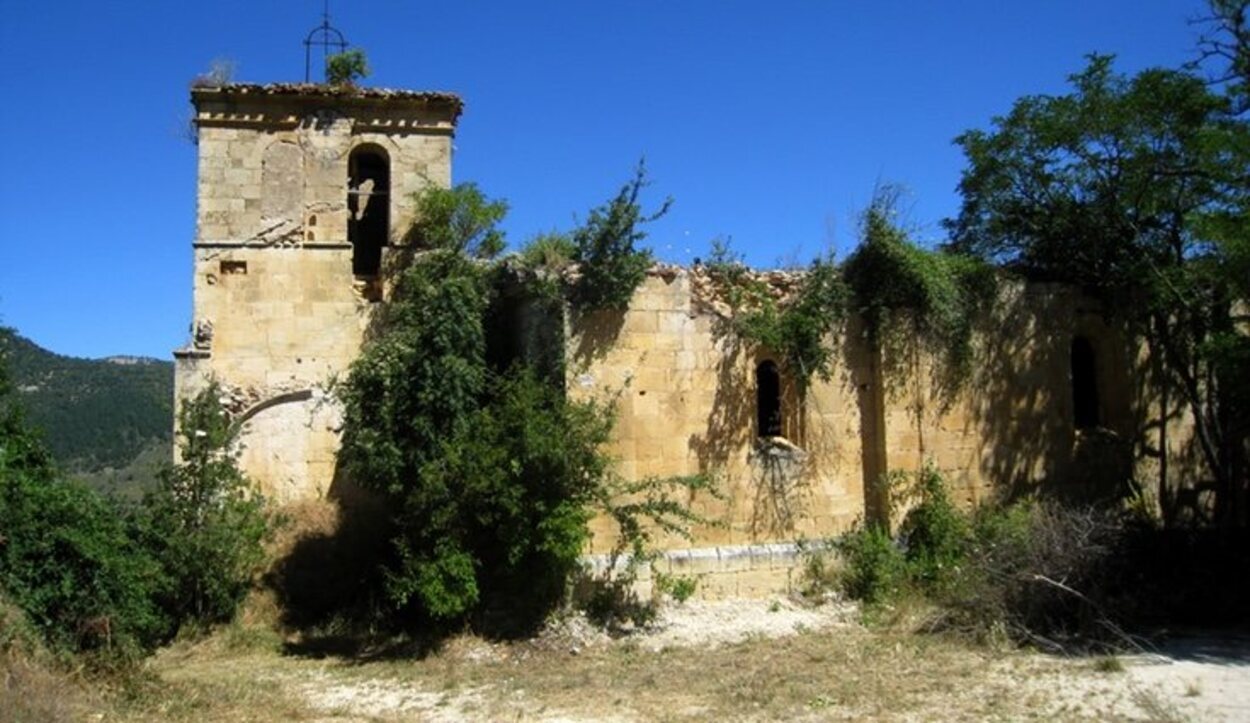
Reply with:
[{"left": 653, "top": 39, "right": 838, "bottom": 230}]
[{"left": 704, "top": 189, "right": 996, "bottom": 394}]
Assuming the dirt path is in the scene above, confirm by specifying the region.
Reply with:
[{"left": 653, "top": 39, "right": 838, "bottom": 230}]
[
  {"left": 1115, "top": 634, "right": 1250, "bottom": 722},
  {"left": 130, "top": 601, "right": 1250, "bottom": 722}
]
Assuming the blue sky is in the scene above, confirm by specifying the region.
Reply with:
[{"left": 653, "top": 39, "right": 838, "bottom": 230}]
[{"left": 0, "top": 0, "right": 1212, "bottom": 359}]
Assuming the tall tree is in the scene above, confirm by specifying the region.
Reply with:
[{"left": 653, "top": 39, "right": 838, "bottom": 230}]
[{"left": 946, "top": 55, "right": 1250, "bottom": 527}]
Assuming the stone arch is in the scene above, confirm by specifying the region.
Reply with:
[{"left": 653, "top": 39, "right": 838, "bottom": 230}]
[{"left": 233, "top": 389, "right": 342, "bottom": 504}]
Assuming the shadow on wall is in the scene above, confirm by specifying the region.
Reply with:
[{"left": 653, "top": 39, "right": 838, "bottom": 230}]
[
  {"left": 569, "top": 307, "right": 626, "bottom": 370},
  {"left": 687, "top": 317, "right": 750, "bottom": 479},
  {"left": 686, "top": 316, "right": 849, "bottom": 540},
  {"left": 967, "top": 284, "right": 1140, "bottom": 506},
  {"left": 1127, "top": 334, "right": 1208, "bottom": 526}
]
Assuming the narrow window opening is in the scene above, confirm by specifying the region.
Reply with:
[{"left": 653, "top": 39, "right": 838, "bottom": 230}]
[
  {"left": 220, "top": 260, "right": 247, "bottom": 275},
  {"left": 348, "top": 145, "right": 390, "bottom": 275},
  {"left": 756, "top": 360, "right": 783, "bottom": 438},
  {"left": 1071, "top": 336, "right": 1100, "bottom": 430}
]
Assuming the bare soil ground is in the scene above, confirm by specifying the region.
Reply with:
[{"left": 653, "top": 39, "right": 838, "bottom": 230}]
[{"left": 87, "top": 599, "right": 1250, "bottom": 722}]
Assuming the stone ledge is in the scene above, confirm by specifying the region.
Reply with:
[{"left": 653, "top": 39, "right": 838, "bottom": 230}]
[
  {"left": 194, "top": 241, "right": 353, "bottom": 250},
  {"left": 173, "top": 347, "right": 211, "bottom": 360}
]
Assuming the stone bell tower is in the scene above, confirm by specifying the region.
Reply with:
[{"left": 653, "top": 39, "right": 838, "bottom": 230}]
[{"left": 174, "top": 83, "right": 462, "bottom": 502}]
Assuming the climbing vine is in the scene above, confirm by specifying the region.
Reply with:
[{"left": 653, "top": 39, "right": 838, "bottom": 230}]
[
  {"left": 842, "top": 191, "right": 997, "bottom": 380},
  {"left": 704, "top": 239, "right": 849, "bottom": 393}
]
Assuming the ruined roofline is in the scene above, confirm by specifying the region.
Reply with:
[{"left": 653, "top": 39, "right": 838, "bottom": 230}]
[{"left": 190, "top": 82, "right": 464, "bottom": 121}]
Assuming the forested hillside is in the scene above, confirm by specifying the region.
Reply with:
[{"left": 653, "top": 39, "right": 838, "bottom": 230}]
[{"left": 0, "top": 328, "right": 173, "bottom": 475}]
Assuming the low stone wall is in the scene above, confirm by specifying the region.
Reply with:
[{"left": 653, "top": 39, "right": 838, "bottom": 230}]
[{"left": 583, "top": 541, "right": 810, "bottom": 600}]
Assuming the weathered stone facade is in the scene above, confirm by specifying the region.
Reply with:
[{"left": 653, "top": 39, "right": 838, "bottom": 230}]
[
  {"left": 175, "top": 84, "right": 459, "bottom": 503},
  {"left": 176, "top": 85, "right": 1200, "bottom": 597}
]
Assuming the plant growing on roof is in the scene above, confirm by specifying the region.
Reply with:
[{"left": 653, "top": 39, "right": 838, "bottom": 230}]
[{"left": 326, "top": 49, "right": 370, "bottom": 86}]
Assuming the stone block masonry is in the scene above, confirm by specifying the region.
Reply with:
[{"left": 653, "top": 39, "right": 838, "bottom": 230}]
[{"left": 175, "top": 83, "right": 1202, "bottom": 599}]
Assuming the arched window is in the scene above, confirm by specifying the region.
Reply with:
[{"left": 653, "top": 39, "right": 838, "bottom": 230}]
[
  {"left": 1071, "top": 336, "right": 1100, "bottom": 430},
  {"left": 756, "top": 360, "right": 783, "bottom": 438},
  {"left": 347, "top": 145, "right": 390, "bottom": 275}
]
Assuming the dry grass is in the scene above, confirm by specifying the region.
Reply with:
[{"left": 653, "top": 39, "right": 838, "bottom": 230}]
[
  {"left": 92, "top": 620, "right": 1143, "bottom": 722},
  {"left": 0, "top": 648, "right": 99, "bottom": 723}
]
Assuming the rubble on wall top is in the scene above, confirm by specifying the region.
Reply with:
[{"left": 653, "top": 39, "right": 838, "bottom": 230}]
[
  {"left": 191, "top": 82, "right": 464, "bottom": 114},
  {"left": 683, "top": 263, "right": 805, "bottom": 319}
]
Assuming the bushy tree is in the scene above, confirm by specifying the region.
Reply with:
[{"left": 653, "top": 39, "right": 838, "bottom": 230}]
[
  {"left": 340, "top": 182, "right": 708, "bottom": 633},
  {"left": 137, "top": 382, "right": 268, "bottom": 628},
  {"left": 342, "top": 184, "right": 592, "bottom": 630},
  {"left": 945, "top": 55, "right": 1250, "bottom": 526}
]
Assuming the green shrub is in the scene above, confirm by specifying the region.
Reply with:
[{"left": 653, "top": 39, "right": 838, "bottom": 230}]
[
  {"left": 654, "top": 571, "right": 699, "bottom": 604},
  {"left": 835, "top": 524, "right": 907, "bottom": 605},
  {"left": 0, "top": 473, "right": 169, "bottom": 659},
  {"left": 385, "top": 368, "right": 615, "bottom": 632},
  {"left": 136, "top": 383, "right": 268, "bottom": 631},
  {"left": 836, "top": 467, "right": 1137, "bottom": 649},
  {"left": 898, "top": 465, "right": 969, "bottom": 592}
]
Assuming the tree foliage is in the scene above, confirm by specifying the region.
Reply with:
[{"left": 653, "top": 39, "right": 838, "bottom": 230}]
[
  {"left": 0, "top": 327, "right": 172, "bottom": 475},
  {"left": 405, "top": 182, "right": 508, "bottom": 258},
  {"left": 1197, "top": 0, "right": 1250, "bottom": 113},
  {"left": 946, "top": 54, "right": 1250, "bottom": 526}
]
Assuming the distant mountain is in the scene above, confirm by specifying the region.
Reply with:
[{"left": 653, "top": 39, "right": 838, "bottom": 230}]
[{"left": 0, "top": 328, "right": 173, "bottom": 476}]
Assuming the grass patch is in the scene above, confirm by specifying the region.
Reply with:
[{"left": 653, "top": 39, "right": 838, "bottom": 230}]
[{"left": 1093, "top": 655, "right": 1125, "bottom": 673}]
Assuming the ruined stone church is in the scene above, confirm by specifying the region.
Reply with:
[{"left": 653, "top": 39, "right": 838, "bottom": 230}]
[{"left": 175, "top": 83, "right": 1199, "bottom": 596}]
